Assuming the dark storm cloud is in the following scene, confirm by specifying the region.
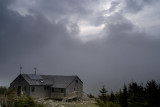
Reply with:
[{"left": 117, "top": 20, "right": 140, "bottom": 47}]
[
  {"left": 0, "top": 0, "right": 77, "bottom": 80},
  {"left": 0, "top": 0, "right": 82, "bottom": 85},
  {"left": 0, "top": 0, "right": 160, "bottom": 95},
  {"left": 0, "top": 1, "right": 70, "bottom": 63},
  {"left": 82, "top": 13, "right": 160, "bottom": 93}
]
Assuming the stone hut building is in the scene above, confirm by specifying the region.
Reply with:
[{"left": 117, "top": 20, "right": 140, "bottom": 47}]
[{"left": 10, "top": 74, "right": 83, "bottom": 99}]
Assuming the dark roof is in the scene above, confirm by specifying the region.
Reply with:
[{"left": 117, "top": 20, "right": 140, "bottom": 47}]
[{"left": 21, "top": 74, "right": 82, "bottom": 88}]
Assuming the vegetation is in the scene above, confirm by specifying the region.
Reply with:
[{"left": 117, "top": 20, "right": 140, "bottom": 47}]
[
  {"left": 95, "top": 85, "right": 108, "bottom": 107},
  {"left": 87, "top": 93, "right": 95, "bottom": 98},
  {"left": 14, "top": 96, "right": 45, "bottom": 107},
  {"left": 95, "top": 80, "right": 160, "bottom": 107},
  {"left": 0, "top": 87, "right": 45, "bottom": 107},
  {"left": 0, "top": 86, "right": 7, "bottom": 95}
]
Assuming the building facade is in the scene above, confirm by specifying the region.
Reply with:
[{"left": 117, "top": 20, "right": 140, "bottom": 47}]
[{"left": 10, "top": 74, "right": 83, "bottom": 99}]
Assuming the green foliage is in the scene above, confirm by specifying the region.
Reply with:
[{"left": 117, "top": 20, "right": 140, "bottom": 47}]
[
  {"left": 95, "top": 86, "right": 120, "bottom": 107},
  {"left": 5, "top": 88, "right": 17, "bottom": 106},
  {"left": 145, "top": 80, "right": 160, "bottom": 106},
  {"left": 0, "top": 86, "right": 45, "bottom": 107},
  {"left": 87, "top": 93, "right": 95, "bottom": 98},
  {"left": 14, "top": 96, "right": 27, "bottom": 107},
  {"left": 110, "top": 91, "right": 115, "bottom": 102},
  {"left": 106, "top": 102, "right": 121, "bottom": 107},
  {"left": 119, "top": 84, "right": 128, "bottom": 107},
  {"left": 0, "top": 86, "right": 7, "bottom": 95},
  {"left": 116, "top": 80, "right": 160, "bottom": 107},
  {"left": 95, "top": 98, "right": 107, "bottom": 107},
  {"left": 98, "top": 85, "right": 107, "bottom": 104},
  {"left": 14, "top": 96, "right": 45, "bottom": 107},
  {"left": 96, "top": 80, "right": 160, "bottom": 107}
]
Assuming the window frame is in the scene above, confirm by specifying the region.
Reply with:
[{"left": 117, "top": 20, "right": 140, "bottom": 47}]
[{"left": 31, "top": 87, "right": 35, "bottom": 92}]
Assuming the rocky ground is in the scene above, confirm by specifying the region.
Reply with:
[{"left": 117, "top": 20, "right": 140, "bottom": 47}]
[{"left": 35, "top": 96, "right": 97, "bottom": 107}]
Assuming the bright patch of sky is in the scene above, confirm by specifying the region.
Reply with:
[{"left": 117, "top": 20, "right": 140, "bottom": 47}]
[{"left": 78, "top": 22, "right": 105, "bottom": 42}]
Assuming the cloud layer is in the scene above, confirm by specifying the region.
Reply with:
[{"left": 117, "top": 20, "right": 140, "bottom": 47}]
[{"left": 1, "top": 0, "right": 160, "bottom": 94}]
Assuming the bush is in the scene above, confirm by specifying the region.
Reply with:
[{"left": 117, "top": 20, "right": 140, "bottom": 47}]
[
  {"left": 14, "top": 96, "right": 45, "bottom": 107},
  {"left": 0, "top": 86, "right": 7, "bottom": 95},
  {"left": 107, "top": 102, "right": 121, "bottom": 107}
]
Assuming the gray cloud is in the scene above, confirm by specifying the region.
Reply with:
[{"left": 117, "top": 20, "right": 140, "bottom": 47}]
[
  {"left": 0, "top": 0, "right": 160, "bottom": 95},
  {"left": 122, "top": 0, "right": 158, "bottom": 14},
  {"left": 108, "top": 1, "right": 120, "bottom": 13}
]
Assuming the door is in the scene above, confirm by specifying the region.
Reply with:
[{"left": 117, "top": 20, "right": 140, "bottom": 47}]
[{"left": 17, "top": 86, "right": 21, "bottom": 96}]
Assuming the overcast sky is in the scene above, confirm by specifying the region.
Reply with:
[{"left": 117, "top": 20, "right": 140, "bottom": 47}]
[{"left": 1, "top": 0, "right": 160, "bottom": 95}]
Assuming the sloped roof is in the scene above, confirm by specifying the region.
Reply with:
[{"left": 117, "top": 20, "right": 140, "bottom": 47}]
[{"left": 21, "top": 74, "right": 81, "bottom": 88}]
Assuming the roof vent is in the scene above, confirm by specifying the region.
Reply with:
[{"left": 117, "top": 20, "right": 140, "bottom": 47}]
[{"left": 40, "top": 80, "right": 44, "bottom": 83}]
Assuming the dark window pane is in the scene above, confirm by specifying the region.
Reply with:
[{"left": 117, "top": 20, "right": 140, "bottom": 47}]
[
  {"left": 24, "top": 86, "right": 27, "bottom": 91},
  {"left": 61, "top": 89, "right": 64, "bottom": 93},
  {"left": 31, "top": 87, "right": 35, "bottom": 92},
  {"left": 76, "top": 80, "right": 78, "bottom": 83},
  {"left": 52, "top": 88, "right": 54, "bottom": 92}
]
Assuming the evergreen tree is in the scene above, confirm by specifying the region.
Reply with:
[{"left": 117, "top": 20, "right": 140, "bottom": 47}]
[
  {"left": 146, "top": 80, "right": 160, "bottom": 106},
  {"left": 128, "top": 82, "right": 146, "bottom": 106},
  {"left": 95, "top": 85, "right": 108, "bottom": 107},
  {"left": 119, "top": 84, "right": 128, "bottom": 107},
  {"left": 0, "top": 86, "right": 7, "bottom": 95},
  {"left": 110, "top": 91, "right": 115, "bottom": 102}
]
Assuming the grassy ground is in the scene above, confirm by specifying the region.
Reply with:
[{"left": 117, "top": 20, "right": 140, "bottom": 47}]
[{"left": 74, "top": 103, "right": 97, "bottom": 107}]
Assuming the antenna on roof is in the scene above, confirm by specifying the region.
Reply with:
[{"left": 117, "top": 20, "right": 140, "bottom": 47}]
[
  {"left": 34, "top": 67, "right": 37, "bottom": 75},
  {"left": 20, "top": 64, "right": 22, "bottom": 74}
]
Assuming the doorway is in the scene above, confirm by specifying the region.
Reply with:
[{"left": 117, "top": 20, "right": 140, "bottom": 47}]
[{"left": 17, "top": 86, "right": 21, "bottom": 96}]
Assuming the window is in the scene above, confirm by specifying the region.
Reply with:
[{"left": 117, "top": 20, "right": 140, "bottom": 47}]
[
  {"left": 18, "top": 79, "right": 21, "bottom": 82},
  {"left": 76, "top": 80, "right": 78, "bottom": 83},
  {"left": 44, "top": 86, "right": 50, "bottom": 90},
  {"left": 61, "top": 88, "right": 64, "bottom": 93},
  {"left": 47, "top": 86, "right": 50, "bottom": 90},
  {"left": 31, "top": 87, "right": 35, "bottom": 92},
  {"left": 52, "top": 88, "right": 54, "bottom": 92},
  {"left": 52, "top": 88, "right": 63, "bottom": 93},
  {"left": 23, "top": 86, "right": 27, "bottom": 91},
  {"left": 44, "top": 86, "right": 47, "bottom": 91}
]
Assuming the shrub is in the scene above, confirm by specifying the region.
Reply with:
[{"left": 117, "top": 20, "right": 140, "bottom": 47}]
[{"left": 14, "top": 96, "right": 45, "bottom": 107}]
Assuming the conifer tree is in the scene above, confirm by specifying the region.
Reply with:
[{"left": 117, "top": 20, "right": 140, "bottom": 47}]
[
  {"left": 96, "top": 85, "right": 108, "bottom": 107},
  {"left": 119, "top": 84, "right": 128, "bottom": 107},
  {"left": 110, "top": 91, "right": 115, "bottom": 102}
]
